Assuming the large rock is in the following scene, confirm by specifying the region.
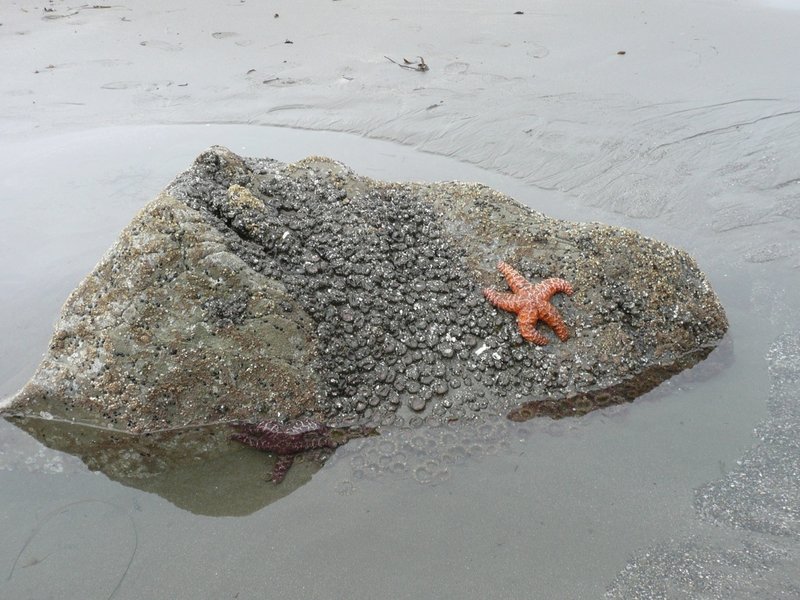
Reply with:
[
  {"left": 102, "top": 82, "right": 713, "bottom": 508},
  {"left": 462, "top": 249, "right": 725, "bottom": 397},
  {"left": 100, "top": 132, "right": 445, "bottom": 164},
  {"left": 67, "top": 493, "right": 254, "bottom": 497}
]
[{"left": 2, "top": 147, "right": 728, "bottom": 508}]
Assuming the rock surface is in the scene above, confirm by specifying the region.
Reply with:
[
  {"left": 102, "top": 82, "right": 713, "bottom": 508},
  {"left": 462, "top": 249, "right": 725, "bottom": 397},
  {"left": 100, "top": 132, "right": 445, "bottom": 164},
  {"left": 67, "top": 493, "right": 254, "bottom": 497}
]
[
  {"left": 7, "top": 146, "right": 727, "bottom": 428},
  {"left": 4, "top": 146, "right": 728, "bottom": 482}
]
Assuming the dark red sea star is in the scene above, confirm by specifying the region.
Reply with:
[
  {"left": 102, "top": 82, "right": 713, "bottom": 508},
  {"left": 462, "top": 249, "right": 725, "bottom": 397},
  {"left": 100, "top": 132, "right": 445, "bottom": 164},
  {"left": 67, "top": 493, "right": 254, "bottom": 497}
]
[
  {"left": 231, "top": 418, "right": 373, "bottom": 483},
  {"left": 483, "top": 261, "right": 574, "bottom": 345}
]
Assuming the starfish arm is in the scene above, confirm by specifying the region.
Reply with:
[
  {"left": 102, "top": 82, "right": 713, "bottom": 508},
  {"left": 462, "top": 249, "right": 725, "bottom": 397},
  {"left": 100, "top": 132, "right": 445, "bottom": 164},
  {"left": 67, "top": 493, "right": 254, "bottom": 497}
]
[
  {"left": 483, "top": 288, "right": 522, "bottom": 312},
  {"left": 271, "top": 455, "right": 295, "bottom": 483},
  {"left": 538, "top": 304, "right": 570, "bottom": 341},
  {"left": 497, "top": 261, "right": 533, "bottom": 293},
  {"left": 517, "top": 311, "right": 550, "bottom": 345},
  {"left": 537, "top": 278, "right": 574, "bottom": 301},
  {"left": 231, "top": 429, "right": 270, "bottom": 450}
]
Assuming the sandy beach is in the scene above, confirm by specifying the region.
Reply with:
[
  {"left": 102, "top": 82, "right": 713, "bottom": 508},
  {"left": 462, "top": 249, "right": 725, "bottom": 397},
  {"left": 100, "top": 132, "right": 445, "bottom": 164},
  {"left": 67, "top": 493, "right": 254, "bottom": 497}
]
[
  {"left": 3, "top": 0, "right": 800, "bottom": 228},
  {"left": 2, "top": 0, "right": 799, "bottom": 598}
]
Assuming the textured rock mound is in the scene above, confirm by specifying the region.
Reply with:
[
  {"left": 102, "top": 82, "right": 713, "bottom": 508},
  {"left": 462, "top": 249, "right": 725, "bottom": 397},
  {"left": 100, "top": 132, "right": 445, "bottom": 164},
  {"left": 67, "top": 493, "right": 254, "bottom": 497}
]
[
  {"left": 3, "top": 146, "right": 727, "bottom": 505},
  {"left": 7, "top": 146, "right": 727, "bottom": 430}
]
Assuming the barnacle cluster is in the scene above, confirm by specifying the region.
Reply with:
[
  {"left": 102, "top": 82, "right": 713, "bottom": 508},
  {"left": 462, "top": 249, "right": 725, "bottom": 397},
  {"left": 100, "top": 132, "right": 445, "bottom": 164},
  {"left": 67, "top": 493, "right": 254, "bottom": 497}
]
[{"left": 170, "top": 148, "right": 590, "bottom": 425}]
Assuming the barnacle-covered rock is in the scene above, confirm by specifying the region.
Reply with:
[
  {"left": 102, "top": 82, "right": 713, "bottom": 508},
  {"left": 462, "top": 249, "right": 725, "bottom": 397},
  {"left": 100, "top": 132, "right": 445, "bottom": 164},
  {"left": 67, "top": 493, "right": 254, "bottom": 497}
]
[{"left": 3, "top": 146, "right": 728, "bottom": 512}]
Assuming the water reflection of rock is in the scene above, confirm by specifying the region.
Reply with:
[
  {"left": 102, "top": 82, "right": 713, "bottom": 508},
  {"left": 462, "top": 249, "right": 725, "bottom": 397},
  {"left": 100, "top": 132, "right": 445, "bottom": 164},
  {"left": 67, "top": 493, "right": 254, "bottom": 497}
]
[
  {"left": 5, "top": 416, "right": 316, "bottom": 516},
  {"left": 332, "top": 415, "right": 587, "bottom": 488}
]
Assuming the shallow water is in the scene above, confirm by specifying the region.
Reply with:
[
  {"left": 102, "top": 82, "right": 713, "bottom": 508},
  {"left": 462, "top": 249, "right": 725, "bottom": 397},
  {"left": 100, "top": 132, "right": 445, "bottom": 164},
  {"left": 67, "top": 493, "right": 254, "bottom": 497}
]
[{"left": 1, "top": 124, "right": 797, "bottom": 598}]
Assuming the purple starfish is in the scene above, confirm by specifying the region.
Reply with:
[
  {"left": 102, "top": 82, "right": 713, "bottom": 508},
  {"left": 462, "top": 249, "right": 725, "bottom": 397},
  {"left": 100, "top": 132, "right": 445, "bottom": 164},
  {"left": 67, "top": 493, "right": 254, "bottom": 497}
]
[{"left": 231, "top": 418, "right": 372, "bottom": 483}]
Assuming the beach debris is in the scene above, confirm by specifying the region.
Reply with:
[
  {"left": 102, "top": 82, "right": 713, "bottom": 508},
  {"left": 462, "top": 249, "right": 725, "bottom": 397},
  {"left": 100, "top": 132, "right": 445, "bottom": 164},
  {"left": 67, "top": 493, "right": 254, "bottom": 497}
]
[
  {"left": 385, "top": 55, "right": 429, "bottom": 72},
  {"left": 42, "top": 4, "right": 117, "bottom": 20},
  {"left": 42, "top": 10, "right": 78, "bottom": 19}
]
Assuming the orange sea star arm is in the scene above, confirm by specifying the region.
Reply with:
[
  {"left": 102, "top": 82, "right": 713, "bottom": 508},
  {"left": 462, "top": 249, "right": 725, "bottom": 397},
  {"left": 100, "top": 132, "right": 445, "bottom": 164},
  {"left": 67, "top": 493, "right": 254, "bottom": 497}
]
[
  {"left": 497, "top": 261, "right": 532, "bottom": 294},
  {"left": 537, "top": 304, "right": 569, "bottom": 341},
  {"left": 483, "top": 289, "right": 522, "bottom": 313},
  {"left": 517, "top": 310, "right": 550, "bottom": 345},
  {"left": 536, "top": 278, "right": 574, "bottom": 301}
]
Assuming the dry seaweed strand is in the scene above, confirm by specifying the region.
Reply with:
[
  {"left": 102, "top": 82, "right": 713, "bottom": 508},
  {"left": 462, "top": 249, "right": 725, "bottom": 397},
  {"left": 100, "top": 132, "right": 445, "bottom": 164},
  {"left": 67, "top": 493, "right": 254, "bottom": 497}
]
[{"left": 385, "top": 55, "right": 429, "bottom": 72}]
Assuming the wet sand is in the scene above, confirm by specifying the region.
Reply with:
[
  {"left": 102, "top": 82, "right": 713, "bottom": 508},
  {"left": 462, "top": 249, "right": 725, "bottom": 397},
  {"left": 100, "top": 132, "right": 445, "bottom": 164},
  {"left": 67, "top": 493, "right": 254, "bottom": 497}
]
[{"left": 2, "top": 1, "right": 799, "bottom": 598}]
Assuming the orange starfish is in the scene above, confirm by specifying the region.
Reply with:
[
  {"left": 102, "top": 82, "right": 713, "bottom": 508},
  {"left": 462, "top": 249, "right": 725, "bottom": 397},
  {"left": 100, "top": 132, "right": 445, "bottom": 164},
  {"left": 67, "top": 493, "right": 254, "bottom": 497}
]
[{"left": 483, "top": 261, "right": 574, "bottom": 345}]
